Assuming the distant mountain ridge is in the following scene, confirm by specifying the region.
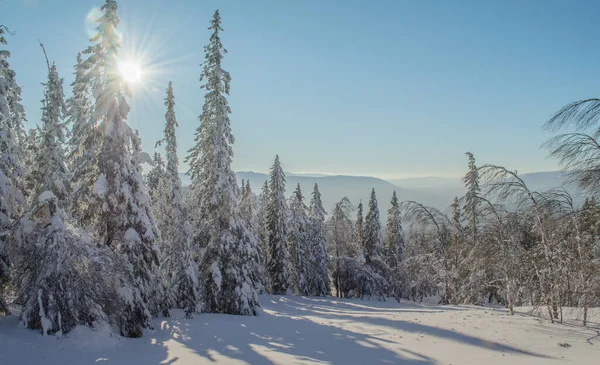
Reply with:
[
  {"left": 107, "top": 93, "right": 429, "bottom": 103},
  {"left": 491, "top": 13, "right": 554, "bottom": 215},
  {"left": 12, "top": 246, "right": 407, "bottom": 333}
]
[{"left": 179, "top": 170, "right": 585, "bottom": 215}]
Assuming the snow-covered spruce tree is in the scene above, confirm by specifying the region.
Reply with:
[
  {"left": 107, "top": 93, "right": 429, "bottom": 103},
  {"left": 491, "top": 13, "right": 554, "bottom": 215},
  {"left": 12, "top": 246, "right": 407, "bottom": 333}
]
[
  {"left": 147, "top": 170, "right": 173, "bottom": 319},
  {"left": 462, "top": 152, "right": 480, "bottom": 239},
  {"left": 355, "top": 201, "right": 364, "bottom": 252},
  {"left": 328, "top": 197, "right": 360, "bottom": 298},
  {"left": 385, "top": 191, "right": 404, "bottom": 263},
  {"left": 267, "top": 155, "right": 292, "bottom": 295},
  {"left": 258, "top": 180, "right": 270, "bottom": 291},
  {"left": 288, "top": 183, "right": 310, "bottom": 295},
  {"left": 0, "top": 27, "right": 27, "bottom": 178},
  {"left": 362, "top": 188, "right": 389, "bottom": 299},
  {"left": 151, "top": 82, "right": 198, "bottom": 318},
  {"left": 240, "top": 179, "right": 263, "bottom": 293},
  {"left": 0, "top": 25, "right": 27, "bottom": 314},
  {"left": 145, "top": 152, "right": 165, "bottom": 193},
  {"left": 185, "top": 10, "right": 260, "bottom": 315},
  {"left": 385, "top": 191, "right": 404, "bottom": 298},
  {"left": 11, "top": 191, "right": 116, "bottom": 336},
  {"left": 308, "top": 183, "right": 329, "bottom": 296},
  {"left": 23, "top": 127, "right": 41, "bottom": 197},
  {"left": 30, "top": 57, "right": 70, "bottom": 203},
  {"left": 240, "top": 180, "right": 259, "bottom": 231},
  {"left": 68, "top": 52, "right": 99, "bottom": 227},
  {"left": 82, "top": 0, "right": 160, "bottom": 337}
]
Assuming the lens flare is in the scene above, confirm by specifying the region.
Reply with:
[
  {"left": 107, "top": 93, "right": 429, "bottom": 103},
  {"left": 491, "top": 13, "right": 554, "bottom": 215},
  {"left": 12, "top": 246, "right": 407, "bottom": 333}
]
[{"left": 118, "top": 60, "right": 143, "bottom": 84}]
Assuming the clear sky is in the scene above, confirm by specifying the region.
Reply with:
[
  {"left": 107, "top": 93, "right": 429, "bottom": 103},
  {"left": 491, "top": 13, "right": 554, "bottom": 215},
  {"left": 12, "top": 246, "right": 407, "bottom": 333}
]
[{"left": 2, "top": 0, "right": 599, "bottom": 179}]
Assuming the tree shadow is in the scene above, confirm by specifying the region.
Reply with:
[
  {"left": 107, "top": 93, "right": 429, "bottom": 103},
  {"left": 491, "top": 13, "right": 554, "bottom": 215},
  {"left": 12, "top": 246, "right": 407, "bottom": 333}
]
[
  {"left": 156, "top": 305, "right": 436, "bottom": 365},
  {"left": 268, "top": 296, "right": 552, "bottom": 359}
]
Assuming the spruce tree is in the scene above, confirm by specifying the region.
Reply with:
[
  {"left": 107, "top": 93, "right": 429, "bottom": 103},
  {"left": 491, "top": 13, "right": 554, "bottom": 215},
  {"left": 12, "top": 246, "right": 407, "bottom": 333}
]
[
  {"left": 30, "top": 59, "right": 69, "bottom": 202},
  {"left": 0, "top": 25, "right": 27, "bottom": 204},
  {"left": 462, "top": 152, "right": 480, "bottom": 239},
  {"left": 328, "top": 197, "right": 359, "bottom": 298},
  {"left": 288, "top": 183, "right": 310, "bottom": 295},
  {"left": 385, "top": 191, "right": 404, "bottom": 264},
  {"left": 267, "top": 155, "right": 292, "bottom": 295},
  {"left": 240, "top": 180, "right": 259, "bottom": 230},
  {"left": 146, "top": 152, "right": 165, "bottom": 193},
  {"left": 66, "top": 52, "right": 95, "bottom": 224},
  {"left": 355, "top": 201, "right": 364, "bottom": 251},
  {"left": 258, "top": 180, "right": 270, "bottom": 290},
  {"left": 0, "top": 27, "right": 27, "bottom": 178},
  {"left": 0, "top": 24, "right": 27, "bottom": 314},
  {"left": 308, "top": 183, "right": 329, "bottom": 296},
  {"left": 362, "top": 188, "right": 388, "bottom": 299},
  {"left": 82, "top": 0, "right": 160, "bottom": 337},
  {"left": 23, "top": 127, "right": 40, "bottom": 197},
  {"left": 12, "top": 192, "right": 114, "bottom": 336},
  {"left": 151, "top": 82, "right": 198, "bottom": 318},
  {"left": 385, "top": 191, "right": 404, "bottom": 298},
  {"left": 185, "top": 10, "right": 260, "bottom": 315},
  {"left": 240, "top": 179, "right": 263, "bottom": 293}
]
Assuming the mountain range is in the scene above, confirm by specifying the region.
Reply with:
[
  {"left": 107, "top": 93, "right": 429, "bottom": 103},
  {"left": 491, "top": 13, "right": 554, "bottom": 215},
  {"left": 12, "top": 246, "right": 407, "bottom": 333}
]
[{"left": 180, "top": 170, "right": 585, "bottom": 216}]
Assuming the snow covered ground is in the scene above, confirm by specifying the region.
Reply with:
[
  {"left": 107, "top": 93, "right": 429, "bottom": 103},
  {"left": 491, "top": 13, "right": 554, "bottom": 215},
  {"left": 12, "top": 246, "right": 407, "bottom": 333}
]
[{"left": 0, "top": 295, "right": 598, "bottom": 364}]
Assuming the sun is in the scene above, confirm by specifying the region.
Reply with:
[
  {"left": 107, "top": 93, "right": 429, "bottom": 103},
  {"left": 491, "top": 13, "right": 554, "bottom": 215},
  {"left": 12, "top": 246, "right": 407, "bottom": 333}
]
[{"left": 118, "top": 60, "right": 143, "bottom": 84}]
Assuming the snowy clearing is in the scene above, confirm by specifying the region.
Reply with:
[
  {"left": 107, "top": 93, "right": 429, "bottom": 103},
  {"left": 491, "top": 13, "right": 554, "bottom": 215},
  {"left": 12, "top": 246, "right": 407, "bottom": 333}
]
[{"left": 1, "top": 295, "right": 599, "bottom": 365}]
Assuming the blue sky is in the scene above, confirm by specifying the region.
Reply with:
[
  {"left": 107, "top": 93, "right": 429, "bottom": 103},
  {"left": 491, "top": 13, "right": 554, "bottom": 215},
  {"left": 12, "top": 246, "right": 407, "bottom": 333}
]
[{"left": 2, "top": 0, "right": 599, "bottom": 179}]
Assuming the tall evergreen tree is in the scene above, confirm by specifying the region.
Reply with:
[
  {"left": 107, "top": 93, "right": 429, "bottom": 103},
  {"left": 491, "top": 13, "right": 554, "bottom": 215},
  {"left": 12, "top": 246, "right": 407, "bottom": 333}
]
[
  {"left": 450, "top": 196, "right": 463, "bottom": 229},
  {"left": 328, "top": 197, "right": 360, "bottom": 298},
  {"left": 355, "top": 201, "right": 364, "bottom": 251},
  {"left": 145, "top": 152, "right": 165, "bottom": 193},
  {"left": 0, "top": 26, "right": 27, "bottom": 182},
  {"left": 0, "top": 24, "right": 27, "bottom": 314},
  {"left": 82, "top": 0, "right": 160, "bottom": 337},
  {"left": 385, "top": 191, "right": 404, "bottom": 298},
  {"left": 240, "top": 179, "right": 263, "bottom": 293},
  {"left": 151, "top": 82, "right": 198, "bottom": 318},
  {"left": 362, "top": 188, "right": 388, "bottom": 299},
  {"left": 240, "top": 178, "right": 246, "bottom": 198},
  {"left": 462, "top": 152, "right": 480, "bottom": 238},
  {"left": 240, "top": 180, "right": 259, "bottom": 230},
  {"left": 185, "top": 10, "right": 260, "bottom": 315},
  {"left": 258, "top": 180, "right": 270, "bottom": 290},
  {"left": 23, "top": 127, "right": 40, "bottom": 197},
  {"left": 288, "top": 184, "right": 310, "bottom": 295},
  {"left": 308, "top": 183, "right": 329, "bottom": 296},
  {"left": 66, "top": 52, "right": 95, "bottom": 224},
  {"left": 30, "top": 58, "right": 69, "bottom": 202},
  {"left": 267, "top": 155, "right": 292, "bottom": 295},
  {"left": 385, "top": 191, "right": 404, "bottom": 264}
]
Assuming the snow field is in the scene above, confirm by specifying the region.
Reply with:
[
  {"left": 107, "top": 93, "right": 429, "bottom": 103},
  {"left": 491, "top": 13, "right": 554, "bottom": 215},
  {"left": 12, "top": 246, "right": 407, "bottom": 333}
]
[{"left": 1, "top": 295, "right": 598, "bottom": 365}]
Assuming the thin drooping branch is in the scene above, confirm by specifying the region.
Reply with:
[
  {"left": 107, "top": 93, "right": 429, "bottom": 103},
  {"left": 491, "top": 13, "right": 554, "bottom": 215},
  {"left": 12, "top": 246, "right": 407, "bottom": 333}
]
[
  {"left": 400, "top": 200, "right": 453, "bottom": 248},
  {"left": 38, "top": 40, "right": 50, "bottom": 72},
  {"left": 543, "top": 132, "right": 600, "bottom": 192},
  {"left": 544, "top": 99, "right": 600, "bottom": 132},
  {"left": 478, "top": 164, "right": 538, "bottom": 210}
]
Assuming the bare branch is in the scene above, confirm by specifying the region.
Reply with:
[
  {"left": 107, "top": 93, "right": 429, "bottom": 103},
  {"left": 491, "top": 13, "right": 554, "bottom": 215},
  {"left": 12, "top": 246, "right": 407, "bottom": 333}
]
[
  {"left": 544, "top": 99, "right": 600, "bottom": 132},
  {"left": 543, "top": 132, "right": 600, "bottom": 193}
]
